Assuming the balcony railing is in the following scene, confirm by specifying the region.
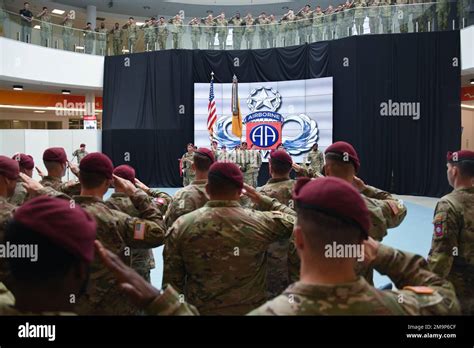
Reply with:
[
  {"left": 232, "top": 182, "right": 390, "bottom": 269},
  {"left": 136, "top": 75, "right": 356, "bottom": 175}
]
[{"left": 0, "top": 2, "right": 471, "bottom": 56}]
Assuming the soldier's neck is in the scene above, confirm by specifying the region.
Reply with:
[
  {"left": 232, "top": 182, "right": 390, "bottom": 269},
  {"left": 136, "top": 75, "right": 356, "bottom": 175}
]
[
  {"left": 46, "top": 169, "right": 63, "bottom": 179},
  {"left": 80, "top": 188, "right": 104, "bottom": 200},
  {"left": 14, "top": 288, "right": 75, "bottom": 313},
  {"left": 454, "top": 178, "right": 474, "bottom": 190},
  {"left": 195, "top": 171, "right": 208, "bottom": 181},
  {"left": 300, "top": 259, "right": 358, "bottom": 285},
  {"left": 271, "top": 173, "right": 290, "bottom": 180}
]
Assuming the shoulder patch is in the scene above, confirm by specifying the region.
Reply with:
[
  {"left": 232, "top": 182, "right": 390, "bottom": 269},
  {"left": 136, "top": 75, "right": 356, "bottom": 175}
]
[
  {"left": 133, "top": 220, "right": 147, "bottom": 240},
  {"left": 403, "top": 286, "right": 435, "bottom": 295},
  {"left": 387, "top": 200, "right": 399, "bottom": 216},
  {"left": 432, "top": 212, "right": 447, "bottom": 239}
]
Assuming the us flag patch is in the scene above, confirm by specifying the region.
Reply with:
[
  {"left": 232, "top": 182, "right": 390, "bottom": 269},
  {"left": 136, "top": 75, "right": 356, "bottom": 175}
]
[{"left": 134, "top": 222, "right": 146, "bottom": 240}]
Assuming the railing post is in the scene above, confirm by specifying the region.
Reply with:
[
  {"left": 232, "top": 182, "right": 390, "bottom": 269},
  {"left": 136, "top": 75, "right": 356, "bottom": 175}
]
[
  {"left": 415, "top": 22, "right": 418, "bottom": 33},
  {"left": 428, "top": 21, "right": 431, "bottom": 32}
]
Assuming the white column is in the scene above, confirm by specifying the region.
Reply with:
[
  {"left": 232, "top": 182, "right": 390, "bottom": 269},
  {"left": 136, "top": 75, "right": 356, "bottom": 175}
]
[{"left": 86, "top": 5, "right": 97, "bottom": 28}]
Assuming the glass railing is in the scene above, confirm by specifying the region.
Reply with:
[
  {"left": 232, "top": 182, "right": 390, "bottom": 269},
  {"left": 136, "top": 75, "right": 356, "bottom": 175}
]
[{"left": 0, "top": 2, "right": 471, "bottom": 56}]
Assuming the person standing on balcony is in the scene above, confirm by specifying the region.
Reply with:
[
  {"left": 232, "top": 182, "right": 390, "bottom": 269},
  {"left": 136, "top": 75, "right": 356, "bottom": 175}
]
[
  {"left": 312, "top": 5, "right": 324, "bottom": 41},
  {"left": 142, "top": 18, "right": 155, "bottom": 51},
  {"left": 111, "top": 22, "right": 123, "bottom": 55},
  {"left": 83, "top": 22, "right": 95, "bottom": 54},
  {"left": 19, "top": 2, "right": 33, "bottom": 43},
  {"left": 169, "top": 13, "right": 184, "bottom": 49},
  {"left": 123, "top": 17, "right": 137, "bottom": 53},
  {"left": 157, "top": 16, "right": 168, "bottom": 50},
  {"left": 189, "top": 17, "right": 201, "bottom": 49},
  {"left": 396, "top": 0, "right": 409, "bottom": 33},
  {"left": 379, "top": 0, "right": 392, "bottom": 33},
  {"left": 436, "top": 0, "right": 449, "bottom": 31},
  {"left": 296, "top": 4, "right": 312, "bottom": 44},
  {"left": 267, "top": 14, "right": 278, "bottom": 47},
  {"left": 354, "top": 0, "right": 367, "bottom": 35},
  {"left": 203, "top": 13, "right": 216, "bottom": 49},
  {"left": 244, "top": 12, "right": 256, "bottom": 49},
  {"left": 62, "top": 11, "right": 74, "bottom": 51},
  {"left": 255, "top": 12, "right": 269, "bottom": 48},
  {"left": 96, "top": 22, "right": 108, "bottom": 55},
  {"left": 230, "top": 12, "right": 244, "bottom": 49},
  {"left": 36, "top": 7, "right": 52, "bottom": 47},
  {"left": 368, "top": 0, "right": 380, "bottom": 34},
  {"left": 458, "top": 0, "right": 470, "bottom": 28},
  {"left": 215, "top": 12, "right": 228, "bottom": 50}
]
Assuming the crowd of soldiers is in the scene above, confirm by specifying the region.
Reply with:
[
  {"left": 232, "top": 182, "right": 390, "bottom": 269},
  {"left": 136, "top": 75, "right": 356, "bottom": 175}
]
[
  {"left": 1, "top": 1, "right": 470, "bottom": 54},
  {"left": 0, "top": 138, "right": 472, "bottom": 316}
]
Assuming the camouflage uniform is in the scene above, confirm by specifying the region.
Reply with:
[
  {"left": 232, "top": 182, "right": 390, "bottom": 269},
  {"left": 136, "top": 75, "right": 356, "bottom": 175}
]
[
  {"left": 229, "top": 17, "right": 244, "bottom": 49},
  {"left": 288, "top": 184, "right": 408, "bottom": 284},
  {"left": 39, "top": 176, "right": 81, "bottom": 197},
  {"left": 83, "top": 27, "right": 95, "bottom": 54},
  {"left": 126, "top": 22, "right": 138, "bottom": 53},
  {"left": 37, "top": 12, "right": 52, "bottom": 47},
  {"left": 303, "top": 150, "right": 325, "bottom": 178},
  {"left": 181, "top": 152, "right": 195, "bottom": 187},
  {"left": 189, "top": 19, "right": 201, "bottom": 49},
  {"left": 395, "top": 0, "right": 409, "bottom": 33},
  {"left": 163, "top": 195, "right": 295, "bottom": 315},
  {"left": 244, "top": 150, "right": 261, "bottom": 187},
  {"left": 410, "top": 0, "right": 424, "bottom": 32},
  {"left": 203, "top": 17, "right": 216, "bottom": 49},
  {"left": 164, "top": 179, "right": 208, "bottom": 229},
  {"left": 106, "top": 191, "right": 159, "bottom": 282},
  {"left": 354, "top": 1, "right": 368, "bottom": 35},
  {"left": 157, "top": 20, "right": 168, "bottom": 50},
  {"left": 169, "top": 17, "right": 184, "bottom": 49},
  {"left": 8, "top": 181, "right": 28, "bottom": 206},
  {"left": 267, "top": 17, "right": 278, "bottom": 48},
  {"left": 257, "top": 178, "right": 296, "bottom": 299},
  {"left": 73, "top": 149, "right": 89, "bottom": 163},
  {"left": 0, "top": 197, "right": 15, "bottom": 284},
  {"left": 436, "top": 0, "right": 449, "bottom": 31},
  {"left": 343, "top": 4, "right": 355, "bottom": 37},
  {"left": 427, "top": 187, "right": 474, "bottom": 315},
  {"left": 368, "top": 1, "right": 381, "bottom": 34},
  {"left": 252, "top": 244, "right": 460, "bottom": 315},
  {"left": 380, "top": 0, "right": 393, "bottom": 33},
  {"left": 143, "top": 22, "right": 157, "bottom": 51},
  {"left": 73, "top": 190, "right": 167, "bottom": 315},
  {"left": 325, "top": 9, "right": 336, "bottom": 40},
  {"left": 458, "top": 0, "right": 470, "bottom": 28},
  {"left": 297, "top": 9, "right": 313, "bottom": 44},
  {"left": 312, "top": 10, "right": 325, "bottom": 41},
  {"left": 215, "top": 16, "right": 228, "bottom": 50},
  {"left": 63, "top": 17, "right": 74, "bottom": 51},
  {"left": 96, "top": 27, "right": 108, "bottom": 55},
  {"left": 255, "top": 16, "right": 269, "bottom": 49},
  {"left": 111, "top": 27, "right": 123, "bottom": 55},
  {"left": 335, "top": 7, "right": 346, "bottom": 39},
  {"left": 244, "top": 16, "right": 256, "bottom": 49}
]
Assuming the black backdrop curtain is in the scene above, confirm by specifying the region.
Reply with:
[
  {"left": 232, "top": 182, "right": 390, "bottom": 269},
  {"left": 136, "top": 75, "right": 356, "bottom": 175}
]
[{"left": 103, "top": 31, "right": 460, "bottom": 197}]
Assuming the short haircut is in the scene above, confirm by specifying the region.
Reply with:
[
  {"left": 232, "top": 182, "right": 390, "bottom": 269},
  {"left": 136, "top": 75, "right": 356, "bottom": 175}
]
[
  {"left": 79, "top": 171, "right": 108, "bottom": 189},
  {"left": 325, "top": 157, "right": 354, "bottom": 178},
  {"left": 270, "top": 157, "right": 292, "bottom": 176},
  {"left": 194, "top": 152, "right": 213, "bottom": 172},
  {"left": 24, "top": 2, "right": 29, "bottom": 5},
  {"left": 129, "top": 17, "right": 134, "bottom": 20},
  {"left": 297, "top": 208, "right": 364, "bottom": 253},
  {"left": 207, "top": 174, "right": 240, "bottom": 196},
  {"left": 5, "top": 220, "right": 81, "bottom": 282},
  {"left": 43, "top": 7, "right": 47, "bottom": 10},
  {"left": 87, "top": 22, "right": 91, "bottom": 25},
  {"left": 452, "top": 160, "right": 474, "bottom": 178},
  {"left": 44, "top": 160, "right": 63, "bottom": 172}
]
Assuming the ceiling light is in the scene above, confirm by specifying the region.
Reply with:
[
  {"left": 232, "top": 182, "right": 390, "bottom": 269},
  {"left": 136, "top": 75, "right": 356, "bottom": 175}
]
[
  {"left": 34, "top": 110, "right": 46, "bottom": 113},
  {"left": 470, "top": 79, "right": 474, "bottom": 85},
  {"left": 62, "top": 90, "right": 71, "bottom": 95},
  {"left": 13, "top": 85, "right": 23, "bottom": 91},
  {"left": 52, "top": 9, "right": 65, "bottom": 15}
]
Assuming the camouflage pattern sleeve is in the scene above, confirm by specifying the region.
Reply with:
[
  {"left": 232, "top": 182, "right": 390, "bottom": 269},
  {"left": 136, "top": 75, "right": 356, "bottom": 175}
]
[
  {"left": 361, "top": 185, "right": 393, "bottom": 200},
  {"left": 8, "top": 182, "right": 28, "bottom": 206},
  {"left": 254, "top": 194, "right": 296, "bottom": 216},
  {"left": 287, "top": 232, "right": 300, "bottom": 283},
  {"left": 147, "top": 190, "right": 172, "bottom": 214},
  {"left": 59, "top": 181, "right": 82, "bottom": 197},
  {"left": 0, "top": 282, "right": 15, "bottom": 306},
  {"left": 31, "top": 186, "right": 72, "bottom": 201},
  {"left": 374, "top": 244, "right": 461, "bottom": 315},
  {"left": 427, "top": 199, "right": 458, "bottom": 278},
  {"left": 146, "top": 285, "right": 199, "bottom": 316},
  {"left": 363, "top": 194, "right": 407, "bottom": 241},
  {"left": 162, "top": 223, "right": 186, "bottom": 293}
]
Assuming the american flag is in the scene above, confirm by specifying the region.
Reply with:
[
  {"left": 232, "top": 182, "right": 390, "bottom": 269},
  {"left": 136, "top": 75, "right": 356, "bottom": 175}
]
[{"left": 207, "top": 74, "right": 217, "bottom": 135}]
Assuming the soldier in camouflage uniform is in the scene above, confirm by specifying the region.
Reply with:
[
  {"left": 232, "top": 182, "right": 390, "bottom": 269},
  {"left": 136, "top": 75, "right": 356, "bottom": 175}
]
[
  {"left": 344, "top": 1, "right": 356, "bottom": 37},
  {"left": 354, "top": 0, "right": 367, "bottom": 35},
  {"left": 165, "top": 148, "right": 214, "bottom": 229},
  {"left": 203, "top": 14, "right": 216, "bottom": 49},
  {"left": 256, "top": 12, "right": 269, "bottom": 49},
  {"left": 368, "top": 0, "right": 381, "bottom": 34},
  {"left": 436, "top": 0, "right": 449, "bottom": 31},
  {"left": 335, "top": 5, "right": 346, "bottom": 39},
  {"left": 395, "top": 0, "right": 409, "bottom": 33},
  {"left": 104, "top": 176, "right": 459, "bottom": 316},
  {"left": 61, "top": 153, "right": 167, "bottom": 315},
  {"left": 267, "top": 14, "right": 278, "bottom": 47},
  {"left": 255, "top": 150, "right": 295, "bottom": 299},
  {"left": 142, "top": 19, "right": 157, "bottom": 51},
  {"left": 111, "top": 23, "right": 123, "bottom": 55},
  {"left": 181, "top": 143, "right": 195, "bottom": 186},
  {"left": 36, "top": 7, "right": 52, "bottom": 47},
  {"left": 157, "top": 17, "right": 168, "bottom": 50},
  {"left": 215, "top": 12, "right": 228, "bottom": 50},
  {"left": 297, "top": 5, "right": 312, "bottom": 44},
  {"left": 244, "top": 13, "right": 256, "bottom": 49},
  {"left": 168, "top": 14, "right": 184, "bottom": 49},
  {"left": 163, "top": 162, "right": 296, "bottom": 315},
  {"left": 96, "top": 22, "right": 108, "bottom": 55},
  {"left": 62, "top": 11, "right": 74, "bottom": 51},
  {"left": 325, "top": 6, "right": 336, "bottom": 40},
  {"left": 380, "top": 0, "right": 393, "bottom": 33},
  {"left": 303, "top": 143, "right": 325, "bottom": 178},
  {"left": 40, "top": 147, "right": 81, "bottom": 197},
  {"left": 427, "top": 151, "right": 474, "bottom": 315},
  {"left": 458, "top": 0, "right": 470, "bottom": 28},
  {"left": 123, "top": 17, "right": 138, "bottom": 53},
  {"left": 312, "top": 6, "right": 325, "bottom": 41},
  {"left": 189, "top": 17, "right": 201, "bottom": 49},
  {"left": 8, "top": 153, "right": 33, "bottom": 206},
  {"left": 83, "top": 22, "right": 95, "bottom": 55},
  {"left": 106, "top": 165, "right": 159, "bottom": 283},
  {"left": 229, "top": 12, "right": 244, "bottom": 50}
]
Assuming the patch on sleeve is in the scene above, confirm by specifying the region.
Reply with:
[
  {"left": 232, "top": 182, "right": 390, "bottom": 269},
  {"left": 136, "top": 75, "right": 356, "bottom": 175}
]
[
  {"left": 153, "top": 198, "right": 165, "bottom": 206},
  {"left": 134, "top": 221, "right": 146, "bottom": 240},
  {"left": 433, "top": 212, "right": 447, "bottom": 239},
  {"left": 387, "top": 200, "right": 400, "bottom": 216},
  {"left": 403, "top": 286, "right": 435, "bottom": 295}
]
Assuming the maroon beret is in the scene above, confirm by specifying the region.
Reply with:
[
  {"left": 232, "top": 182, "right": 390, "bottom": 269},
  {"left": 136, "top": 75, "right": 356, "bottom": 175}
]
[
  {"left": 80, "top": 144, "right": 86, "bottom": 148},
  {"left": 12, "top": 153, "right": 34, "bottom": 170},
  {"left": 13, "top": 196, "right": 97, "bottom": 263},
  {"left": 208, "top": 161, "right": 244, "bottom": 189},
  {"left": 0, "top": 156, "right": 20, "bottom": 180},
  {"left": 113, "top": 165, "right": 136, "bottom": 184},
  {"left": 270, "top": 150, "right": 293, "bottom": 166},
  {"left": 325, "top": 141, "right": 360, "bottom": 172},
  {"left": 80, "top": 153, "right": 114, "bottom": 179},
  {"left": 293, "top": 176, "right": 371, "bottom": 237},
  {"left": 43, "top": 147, "right": 67, "bottom": 164},
  {"left": 195, "top": 147, "right": 215, "bottom": 163},
  {"left": 447, "top": 150, "right": 474, "bottom": 163}
]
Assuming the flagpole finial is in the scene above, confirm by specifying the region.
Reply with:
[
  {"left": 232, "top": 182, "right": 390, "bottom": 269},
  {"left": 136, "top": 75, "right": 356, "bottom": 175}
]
[{"left": 211, "top": 71, "right": 215, "bottom": 77}]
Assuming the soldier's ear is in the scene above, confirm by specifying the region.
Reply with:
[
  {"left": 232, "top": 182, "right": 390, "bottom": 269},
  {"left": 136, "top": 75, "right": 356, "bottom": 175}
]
[{"left": 294, "top": 225, "right": 304, "bottom": 252}]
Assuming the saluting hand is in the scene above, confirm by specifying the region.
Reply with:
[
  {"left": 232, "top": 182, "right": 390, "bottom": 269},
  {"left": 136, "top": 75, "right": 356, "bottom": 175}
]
[
  {"left": 291, "top": 163, "right": 302, "bottom": 172},
  {"left": 113, "top": 174, "right": 138, "bottom": 196},
  {"left": 353, "top": 176, "right": 367, "bottom": 192},
  {"left": 20, "top": 172, "right": 44, "bottom": 193},
  {"left": 35, "top": 166, "right": 45, "bottom": 178},
  {"left": 362, "top": 237, "right": 380, "bottom": 267},
  {"left": 67, "top": 161, "right": 80, "bottom": 176},
  {"left": 242, "top": 183, "right": 262, "bottom": 204},
  {"left": 94, "top": 240, "right": 161, "bottom": 308},
  {"left": 134, "top": 178, "right": 150, "bottom": 194}
]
